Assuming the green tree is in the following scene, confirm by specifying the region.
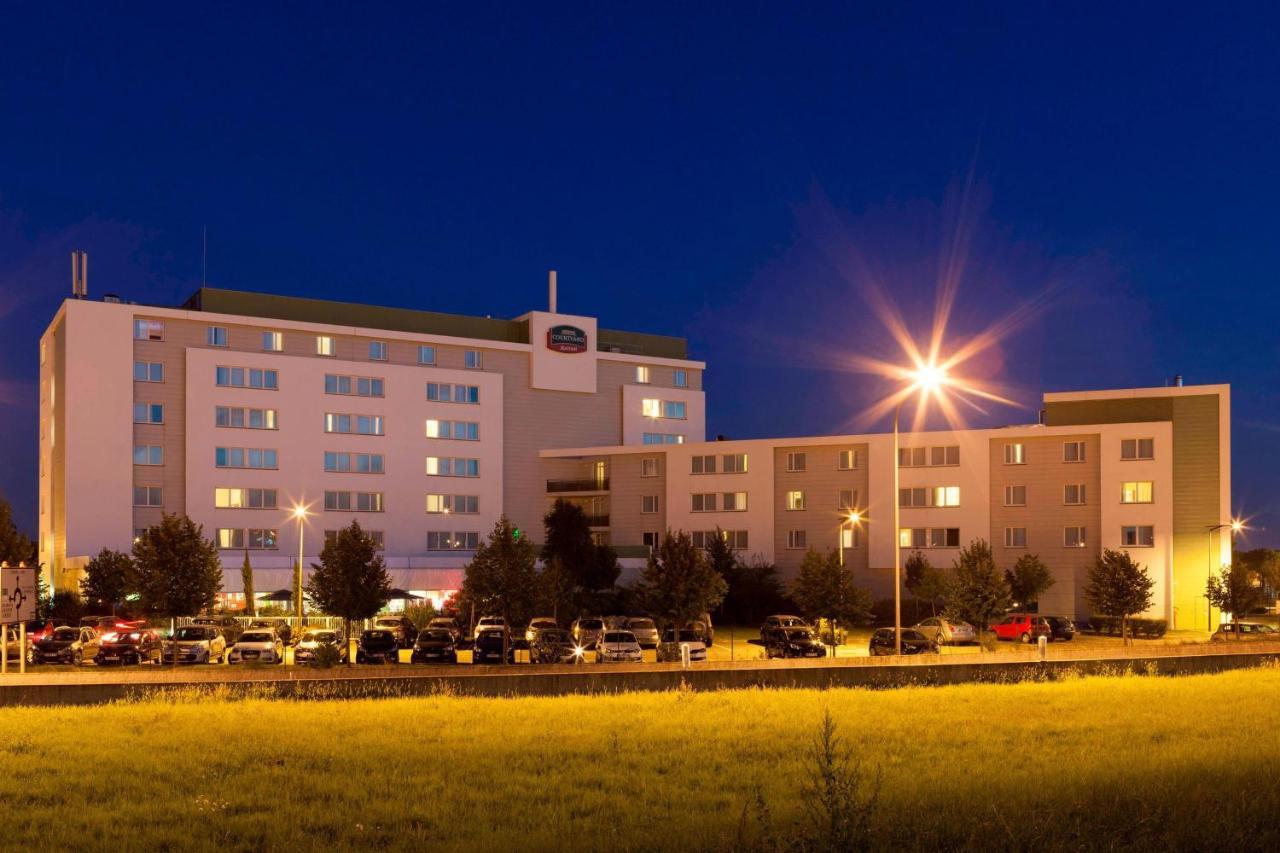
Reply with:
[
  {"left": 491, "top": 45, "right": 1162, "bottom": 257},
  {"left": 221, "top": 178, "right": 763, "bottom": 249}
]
[
  {"left": 79, "top": 548, "right": 137, "bottom": 615},
  {"left": 240, "top": 549, "right": 256, "bottom": 617},
  {"left": 542, "top": 499, "right": 594, "bottom": 582},
  {"left": 1005, "top": 553, "right": 1054, "bottom": 610},
  {"left": 904, "top": 551, "right": 948, "bottom": 616},
  {"left": 305, "top": 520, "right": 392, "bottom": 656},
  {"left": 585, "top": 541, "right": 621, "bottom": 594},
  {"left": 0, "top": 495, "right": 36, "bottom": 565},
  {"left": 1206, "top": 559, "right": 1269, "bottom": 638},
  {"left": 638, "top": 531, "right": 728, "bottom": 635},
  {"left": 945, "top": 539, "right": 1012, "bottom": 633},
  {"left": 462, "top": 516, "right": 538, "bottom": 647},
  {"left": 705, "top": 529, "right": 737, "bottom": 581},
  {"left": 790, "top": 548, "right": 873, "bottom": 647},
  {"left": 1235, "top": 548, "right": 1280, "bottom": 602},
  {"left": 721, "top": 556, "right": 786, "bottom": 625},
  {"left": 536, "top": 555, "right": 576, "bottom": 622},
  {"left": 133, "top": 514, "right": 223, "bottom": 665},
  {"left": 1084, "top": 549, "right": 1155, "bottom": 644}
]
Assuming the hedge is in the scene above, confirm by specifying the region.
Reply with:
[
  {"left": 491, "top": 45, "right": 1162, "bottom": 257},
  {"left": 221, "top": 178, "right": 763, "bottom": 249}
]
[{"left": 1086, "top": 615, "right": 1168, "bottom": 638}]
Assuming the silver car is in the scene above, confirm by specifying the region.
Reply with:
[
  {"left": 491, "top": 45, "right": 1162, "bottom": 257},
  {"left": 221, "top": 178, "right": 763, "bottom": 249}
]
[
  {"left": 624, "top": 617, "right": 660, "bottom": 649},
  {"left": 572, "top": 617, "right": 605, "bottom": 650},
  {"left": 913, "top": 616, "right": 976, "bottom": 646}
]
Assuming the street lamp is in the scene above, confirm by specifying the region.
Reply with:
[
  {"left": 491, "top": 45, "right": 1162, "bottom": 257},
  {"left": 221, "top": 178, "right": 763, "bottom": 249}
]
[
  {"left": 891, "top": 360, "right": 949, "bottom": 654},
  {"left": 1206, "top": 519, "right": 1247, "bottom": 630},
  {"left": 839, "top": 510, "right": 863, "bottom": 567},
  {"left": 291, "top": 504, "right": 310, "bottom": 627}
]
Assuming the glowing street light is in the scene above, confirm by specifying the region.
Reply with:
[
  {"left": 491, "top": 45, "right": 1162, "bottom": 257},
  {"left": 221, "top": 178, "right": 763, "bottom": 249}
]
[
  {"left": 290, "top": 503, "right": 311, "bottom": 625},
  {"left": 1206, "top": 518, "right": 1250, "bottom": 630},
  {"left": 838, "top": 510, "right": 863, "bottom": 568}
]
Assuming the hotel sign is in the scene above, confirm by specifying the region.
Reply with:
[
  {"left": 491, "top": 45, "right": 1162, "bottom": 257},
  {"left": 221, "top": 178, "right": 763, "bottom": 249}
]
[{"left": 546, "top": 324, "right": 588, "bottom": 354}]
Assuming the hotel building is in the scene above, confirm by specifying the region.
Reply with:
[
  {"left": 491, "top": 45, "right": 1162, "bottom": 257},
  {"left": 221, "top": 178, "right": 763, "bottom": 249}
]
[{"left": 39, "top": 284, "right": 1231, "bottom": 629}]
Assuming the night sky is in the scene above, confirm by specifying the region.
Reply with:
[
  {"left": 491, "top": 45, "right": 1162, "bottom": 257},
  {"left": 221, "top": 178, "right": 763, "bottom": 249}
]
[{"left": 1, "top": 4, "right": 1278, "bottom": 545}]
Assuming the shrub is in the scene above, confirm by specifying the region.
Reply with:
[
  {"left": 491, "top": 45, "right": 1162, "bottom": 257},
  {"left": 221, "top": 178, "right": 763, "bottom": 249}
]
[
  {"left": 310, "top": 643, "right": 342, "bottom": 669},
  {"left": 1086, "top": 616, "right": 1168, "bottom": 638}
]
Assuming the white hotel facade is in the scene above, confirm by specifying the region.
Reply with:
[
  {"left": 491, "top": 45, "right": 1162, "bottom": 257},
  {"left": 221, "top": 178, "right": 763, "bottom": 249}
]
[{"left": 39, "top": 285, "right": 1232, "bottom": 630}]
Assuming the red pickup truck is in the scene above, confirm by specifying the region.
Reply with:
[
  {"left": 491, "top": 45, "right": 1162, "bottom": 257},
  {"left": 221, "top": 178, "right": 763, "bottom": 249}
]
[{"left": 991, "top": 614, "right": 1054, "bottom": 643}]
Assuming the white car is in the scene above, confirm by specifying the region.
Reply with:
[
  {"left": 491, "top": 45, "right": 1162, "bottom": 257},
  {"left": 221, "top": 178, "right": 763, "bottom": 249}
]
[
  {"left": 227, "top": 630, "right": 284, "bottom": 664},
  {"left": 474, "top": 616, "right": 505, "bottom": 638},
  {"left": 596, "top": 630, "right": 643, "bottom": 663},
  {"left": 165, "top": 625, "right": 227, "bottom": 664},
  {"left": 624, "top": 617, "right": 660, "bottom": 649},
  {"left": 913, "top": 617, "right": 976, "bottom": 646},
  {"left": 656, "top": 628, "right": 708, "bottom": 663},
  {"left": 525, "top": 617, "right": 559, "bottom": 643}
]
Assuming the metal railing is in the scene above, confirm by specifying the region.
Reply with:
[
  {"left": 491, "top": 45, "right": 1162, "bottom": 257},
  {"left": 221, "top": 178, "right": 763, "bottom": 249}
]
[
  {"left": 546, "top": 478, "right": 610, "bottom": 492},
  {"left": 584, "top": 515, "right": 610, "bottom": 527}
]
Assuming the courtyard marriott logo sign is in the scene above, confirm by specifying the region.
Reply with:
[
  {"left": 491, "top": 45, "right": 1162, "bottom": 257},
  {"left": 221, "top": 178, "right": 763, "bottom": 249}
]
[{"left": 546, "top": 324, "right": 588, "bottom": 354}]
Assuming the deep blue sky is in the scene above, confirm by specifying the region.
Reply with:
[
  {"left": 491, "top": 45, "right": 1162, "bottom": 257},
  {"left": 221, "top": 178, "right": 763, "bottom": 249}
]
[{"left": 2, "top": 3, "right": 1278, "bottom": 545}]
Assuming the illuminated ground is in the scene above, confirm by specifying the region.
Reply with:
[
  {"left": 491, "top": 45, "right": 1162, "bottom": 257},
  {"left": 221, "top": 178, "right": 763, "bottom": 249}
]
[{"left": 1, "top": 666, "right": 1277, "bottom": 850}]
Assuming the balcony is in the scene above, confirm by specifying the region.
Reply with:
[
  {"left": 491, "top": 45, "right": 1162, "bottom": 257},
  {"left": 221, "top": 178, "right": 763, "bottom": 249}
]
[
  {"left": 584, "top": 515, "right": 610, "bottom": 528},
  {"left": 546, "top": 479, "right": 610, "bottom": 493}
]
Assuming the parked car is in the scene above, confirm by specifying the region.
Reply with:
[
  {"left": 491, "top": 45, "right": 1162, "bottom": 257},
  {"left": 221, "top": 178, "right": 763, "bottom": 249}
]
[
  {"left": 524, "top": 617, "right": 560, "bottom": 644},
  {"left": 603, "top": 615, "right": 629, "bottom": 629},
  {"left": 20, "top": 620, "right": 57, "bottom": 645},
  {"left": 227, "top": 629, "right": 284, "bottom": 664},
  {"left": 913, "top": 616, "right": 977, "bottom": 646},
  {"left": 248, "top": 619, "right": 293, "bottom": 646},
  {"left": 472, "top": 628, "right": 515, "bottom": 664},
  {"left": 410, "top": 629, "right": 459, "bottom": 664},
  {"left": 1211, "top": 622, "right": 1279, "bottom": 641},
  {"left": 373, "top": 615, "right": 418, "bottom": 648},
  {"left": 991, "top": 614, "right": 1054, "bottom": 643},
  {"left": 355, "top": 629, "right": 400, "bottom": 664},
  {"left": 572, "top": 617, "right": 606, "bottom": 650},
  {"left": 164, "top": 625, "right": 227, "bottom": 664},
  {"left": 427, "top": 617, "right": 463, "bottom": 643},
  {"left": 656, "top": 628, "right": 708, "bottom": 662},
  {"left": 474, "top": 615, "right": 506, "bottom": 638},
  {"left": 295, "top": 629, "right": 347, "bottom": 664},
  {"left": 530, "top": 628, "right": 582, "bottom": 664},
  {"left": 692, "top": 613, "right": 715, "bottom": 647},
  {"left": 764, "top": 627, "right": 826, "bottom": 659},
  {"left": 1044, "top": 616, "right": 1076, "bottom": 641},
  {"left": 95, "top": 628, "right": 163, "bottom": 665},
  {"left": 33, "top": 626, "right": 100, "bottom": 665},
  {"left": 191, "top": 615, "right": 243, "bottom": 645},
  {"left": 3, "top": 626, "right": 34, "bottom": 664},
  {"left": 869, "top": 627, "right": 938, "bottom": 656},
  {"left": 623, "top": 617, "right": 660, "bottom": 649},
  {"left": 80, "top": 615, "right": 126, "bottom": 632},
  {"left": 760, "top": 614, "right": 810, "bottom": 641},
  {"left": 596, "top": 630, "right": 643, "bottom": 663}
]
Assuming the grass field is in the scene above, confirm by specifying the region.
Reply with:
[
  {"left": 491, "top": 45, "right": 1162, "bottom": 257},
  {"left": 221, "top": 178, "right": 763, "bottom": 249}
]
[{"left": 3, "top": 666, "right": 1279, "bottom": 851}]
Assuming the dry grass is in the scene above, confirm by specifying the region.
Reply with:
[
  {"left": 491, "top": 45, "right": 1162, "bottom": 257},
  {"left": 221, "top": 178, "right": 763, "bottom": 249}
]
[{"left": 1, "top": 666, "right": 1278, "bottom": 851}]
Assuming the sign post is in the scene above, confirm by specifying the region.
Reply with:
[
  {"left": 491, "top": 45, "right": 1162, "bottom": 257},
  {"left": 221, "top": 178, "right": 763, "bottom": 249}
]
[{"left": 1, "top": 563, "right": 38, "bottom": 675}]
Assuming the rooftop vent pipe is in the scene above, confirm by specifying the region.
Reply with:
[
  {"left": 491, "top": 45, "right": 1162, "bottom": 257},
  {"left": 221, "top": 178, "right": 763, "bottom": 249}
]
[
  {"left": 548, "top": 270, "right": 557, "bottom": 313},
  {"left": 71, "top": 251, "right": 88, "bottom": 298}
]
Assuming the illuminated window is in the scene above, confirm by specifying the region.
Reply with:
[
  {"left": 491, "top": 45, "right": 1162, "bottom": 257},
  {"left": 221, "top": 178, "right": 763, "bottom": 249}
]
[
  {"left": 1064, "top": 484, "right": 1086, "bottom": 505},
  {"left": 786, "top": 491, "right": 806, "bottom": 511},
  {"left": 635, "top": 366, "right": 650, "bottom": 384},
  {"left": 1004, "top": 443, "right": 1026, "bottom": 465},
  {"left": 1121, "top": 438, "right": 1155, "bottom": 461},
  {"left": 1004, "top": 485, "right": 1026, "bottom": 507},
  {"left": 262, "top": 331, "right": 283, "bottom": 352},
  {"left": 1121, "top": 482, "right": 1154, "bottom": 504},
  {"left": 841, "top": 526, "right": 859, "bottom": 549},
  {"left": 642, "top": 398, "right": 661, "bottom": 418},
  {"left": 316, "top": 336, "right": 335, "bottom": 357},
  {"left": 1121, "top": 525, "right": 1154, "bottom": 547},
  {"left": 1004, "top": 527, "right": 1027, "bottom": 548},
  {"left": 722, "top": 454, "right": 748, "bottom": 473},
  {"left": 1063, "top": 441, "right": 1086, "bottom": 463},
  {"left": 933, "top": 486, "right": 961, "bottom": 507},
  {"left": 722, "top": 492, "right": 747, "bottom": 511}
]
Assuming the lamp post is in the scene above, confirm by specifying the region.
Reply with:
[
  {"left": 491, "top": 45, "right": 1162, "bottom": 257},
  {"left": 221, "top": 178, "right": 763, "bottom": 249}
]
[
  {"left": 1206, "top": 519, "right": 1245, "bottom": 630},
  {"left": 890, "top": 362, "right": 948, "bottom": 654},
  {"left": 292, "top": 504, "right": 309, "bottom": 629},
  {"left": 839, "top": 510, "right": 863, "bottom": 567}
]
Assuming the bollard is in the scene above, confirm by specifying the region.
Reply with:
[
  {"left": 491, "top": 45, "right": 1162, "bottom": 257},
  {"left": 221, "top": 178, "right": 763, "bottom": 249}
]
[
  {"left": 1038, "top": 634, "right": 1048, "bottom": 662},
  {"left": 283, "top": 645, "right": 295, "bottom": 666},
  {"left": 680, "top": 642, "right": 691, "bottom": 669}
]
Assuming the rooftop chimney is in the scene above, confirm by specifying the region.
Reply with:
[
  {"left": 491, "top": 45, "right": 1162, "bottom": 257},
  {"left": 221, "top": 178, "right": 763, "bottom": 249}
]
[
  {"left": 548, "top": 270, "right": 557, "bottom": 313},
  {"left": 71, "top": 250, "right": 88, "bottom": 299},
  {"left": 1174, "top": 374, "right": 1184, "bottom": 387}
]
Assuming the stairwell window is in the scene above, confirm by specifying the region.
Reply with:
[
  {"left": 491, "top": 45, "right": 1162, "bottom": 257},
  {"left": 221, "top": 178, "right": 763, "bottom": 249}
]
[
  {"left": 369, "top": 341, "right": 388, "bottom": 361},
  {"left": 1121, "top": 481, "right": 1154, "bottom": 504},
  {"left": 417, "top": 345, "right": 437, "bottom": 366},
  {"left": 316, "top": 336, "right": 335, "bottom": 357},
  {"left": 1121, "top": 438, "right": 1155, "bottom": 460},
  {"left": 640, "top": 457, "right": 661, "bottom": 477},
  {"left": 838, "top": 449, "right": 859, "bottom": 470},
  {"left": 673, "top": 369, "right": 688, "bottom": 388},
  {"left": 1121, "top": 525, "right": 1155, "bottom": 547},
  {"left": 1064, "top": 484, "right": 1086, "bottom": 505},
  {"left": 1004, "top": 527, "right": 1027, "bottom": 548},
  {"left": 786, "top": 491, "right": 806, "bottom": 511},
  {"left": 635, "top": 366, "right": 650, "bottom": 384},
  {"left": 692, "top": 455, "right": 716, "bottom": 474},
  {"left": 1063, "top": 441, "right": 1086, "bottom": 463},
  {"left": 786, "top": 530, "right": 807, "bottom": 550},
  {"left": 207, "top": 326, "right": 228, "bottom": 347},
  {"left": 785, "top": 452, "right": 806, "bottom": 472},
  {"left": 1064, "top": 526, "right": 1087, "bottom": 548},
  {"left": 262, "top": 331, "right": 283, "bottom": 352},
  {"left": 464, "top": 349, "right": 483, "bottom": 369},
  {"left": 1004, "top": 443, "right": 1026, "bottom": 465},
  {"left": 641, "top": 495, "right": 659, "bottom": 514},
  {"left": 133, "top": 319, "right": 164, "bottom": 341},
  {"left": 1004, "top": 485, "right": 1027, "bottom": 507}
]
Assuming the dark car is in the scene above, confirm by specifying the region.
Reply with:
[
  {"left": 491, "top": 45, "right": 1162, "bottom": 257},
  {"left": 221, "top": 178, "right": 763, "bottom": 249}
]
[
  {"left": 472, "top": 628, "right": 515, "bottom": 664},
  {"left": 33, "top": 626, "right": 100, "bottom": 665},
  {"left": 410, "top": 629, "right": 458, "bottom": 664},
  {"left": 869, "top": 628, "right": 938, "bottom": 656},
  {"left": 192, "top": 615, "right": 243, "bottom": 645},
  {"left": 95, "top": 628, "right": 163, "bottom": 665},
  {"left": 530, "top": 628, "right": 583, "bottom": 664},
  {"left": 1045, "top": 616, "right": 1076, "bottom": 641},
  {"left": 356, "top": 629, "right": 400, "bottom": 664},
  {"left": 427, "top": 616, "right": 463, "bottom": 644},
  {"left": 760, "top": 614, "right": 810, "bottom": 642},
  {"left": 764, "top": 627, "right": 826, "bottom": 659},
  {"left": 373, "top": 616, "right": 419, "bottom": 648}
]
